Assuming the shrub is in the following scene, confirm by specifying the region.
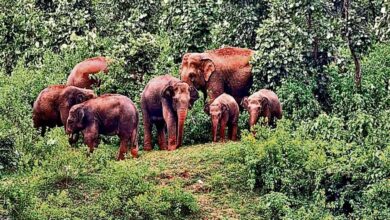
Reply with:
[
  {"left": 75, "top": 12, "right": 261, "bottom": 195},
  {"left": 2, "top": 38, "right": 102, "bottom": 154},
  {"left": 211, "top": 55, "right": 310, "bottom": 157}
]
[
  {"left": 277, "top": 78, "right": 322, "bottom": 121},
  {"left": 257, "top": 192, "right": 291, "bottom": 219}
]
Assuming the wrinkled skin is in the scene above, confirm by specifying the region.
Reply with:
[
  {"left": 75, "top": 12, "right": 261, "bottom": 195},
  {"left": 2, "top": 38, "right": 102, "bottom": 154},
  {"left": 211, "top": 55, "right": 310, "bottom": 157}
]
[
  {"left": 241, "top": 89, "right": 282, "bottom": 130},
  {"left": 180, "top": 47, "right": 254, "bottom": 113},
  {"left": 66, "top": 94, "right": 139, "bottom": 160},
  {"left": 141, "top": 75, "right": 199, "bottom": 151},
  {"left": 206, "top": 94, "right": 240, "bottom": 142},
  {"left": 32, "top": 85, "right": 96, "bottom": 143},
  {"left": 66, "top": 56, "right": 111, "bottom": 89}
]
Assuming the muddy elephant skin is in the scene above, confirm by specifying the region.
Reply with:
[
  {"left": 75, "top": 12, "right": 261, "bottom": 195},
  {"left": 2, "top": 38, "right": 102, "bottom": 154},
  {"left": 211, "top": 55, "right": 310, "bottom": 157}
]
[
  {"left": 206, "top": 93, "right": 240, "bottom": 142},
  {"left": 66, "top": 56, "right": 111, "bottom": 89},
  {"left": 180, "top": 47, "right": 254, "bottom": 113},
  {"left": 141, "top": 75, "right": 199, "bottom": 151},
  {"left": 241, "top": 89, "right": 282, "bottom": 129},
  {"left": 32, "top": 85, "right": 96, "bottom": 138},
  {"left": 66, "top": 94, "right": 139, "bottom": 160}
]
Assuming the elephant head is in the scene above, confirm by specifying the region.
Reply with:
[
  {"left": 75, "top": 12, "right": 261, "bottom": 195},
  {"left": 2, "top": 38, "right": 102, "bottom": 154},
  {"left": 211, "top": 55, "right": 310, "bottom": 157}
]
[
  {"left": 61, "top": 86, "right": 96, "bottom": 107},
  {"left": 66, "top": 105, "right": 88, "bottom": 135},
  {"left": 180, "top": 53, "right": 216, "bottom": 94},
  {"left": 208, "top": 103, "right": 229, "bottom": 142},
  {"left": 241, "top": 96, "right": 269, "bottom": 128},
  {"left": 162, "top": 81, "right": 196, "bottom": 147}
]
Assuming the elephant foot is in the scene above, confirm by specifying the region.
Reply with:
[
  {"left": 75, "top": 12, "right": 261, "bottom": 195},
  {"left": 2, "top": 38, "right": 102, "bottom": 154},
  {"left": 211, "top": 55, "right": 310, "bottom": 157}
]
[
  {"left": 143, "top": 145, "right": 153, "bottom": 151},
  {"left": 159, "top": 145, "right": 168, "bottom": 151},
  {"left": 130, "top": 148, "right": 138, "bottom": 158},
  {"left": 116, "top": 153, "right": 125, "bottom": 161},
  {"left": 167, "top": 145, "right": 176, "bottom": 151}
]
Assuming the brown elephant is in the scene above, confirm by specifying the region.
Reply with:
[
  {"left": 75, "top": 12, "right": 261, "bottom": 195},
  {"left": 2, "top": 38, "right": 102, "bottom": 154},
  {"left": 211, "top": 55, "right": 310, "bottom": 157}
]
[
  {"left": 32, "top": 85, "right": 96, "bottom": 139},
  {"left": 66, "top": 94, "right": 139, "bottom": 160},
  {"left": 141, "top": 75, "right": 199, "bottom": 151},
  {"left": 180, "top": 47, "right": 254, "bottom": 113},
  {"left": 206, "top": 94, "right": 239, "bottom": 142},
  {"left": 66, "top": 56, "right": 111, "bottom": 89},
  {"left": 241, "top": 89, "right": 282, "bottom": 129}
]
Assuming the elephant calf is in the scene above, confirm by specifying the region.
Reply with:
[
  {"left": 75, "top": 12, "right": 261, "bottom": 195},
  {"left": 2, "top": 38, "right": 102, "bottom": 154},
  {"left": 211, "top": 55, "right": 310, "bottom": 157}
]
[
  {"left": 141, "top": 75, "right": 199, "bottom": 151},
  {"left": 66, "top": 94, "right": 139, "bottom": 160},
  {"left": 33, "top": 85, "right": 96, "bottom": 139},
  {"left": 241, "top": 89, "right": 282, "bottom": 129},
  {"left": 206, "top": 93, "right": 240, "bottom": 142}
]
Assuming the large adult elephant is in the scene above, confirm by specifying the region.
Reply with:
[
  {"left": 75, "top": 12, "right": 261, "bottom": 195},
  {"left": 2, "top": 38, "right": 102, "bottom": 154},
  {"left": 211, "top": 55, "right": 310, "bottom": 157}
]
[
  {"left": 180, "top": 47, "right": 254, "bottom": 113},
  {"left": 141, "top": 75, "right": 198, "bottom": 151},
  {"left": 32, "top": 85, "right": 96, "bottom": 139}
]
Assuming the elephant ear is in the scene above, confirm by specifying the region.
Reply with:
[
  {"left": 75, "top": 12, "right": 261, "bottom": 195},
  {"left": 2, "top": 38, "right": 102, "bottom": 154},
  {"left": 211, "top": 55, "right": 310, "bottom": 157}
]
[
  {"left": 241, "top": 97, "right": 249, "bottom": 110},
  {"left": 66, "top": 87, "right": 79, "bottom": 106},
  {"left": 76, "top": 93, "right": 86, "bottom": 104},
  {"left": 221, "top": 104, "right": 229, "bottom": 112},
  {"left": 180, "top": 53, "right": 190, "bottom": 74},
  {"left": 201, "top": 56, "right": 216, "bottom": 82},
  {"left": 260, "top": 96, "right": 269, "bottom": 109},
  {"left": 75, "top": 107, "right": 85, "bottom": 122},
  {"left": 181, "top": 53, "right": 190, "bottom": 65},
  {"left": 162, "top": 83, "right": 174, "bottom": 99}
]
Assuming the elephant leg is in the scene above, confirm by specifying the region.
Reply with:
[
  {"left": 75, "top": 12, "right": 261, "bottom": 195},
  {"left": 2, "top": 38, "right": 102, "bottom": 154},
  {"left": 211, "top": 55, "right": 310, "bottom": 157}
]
[
  {"left": 117, "top": 138, "right": 129, "bottom": 161},
  {"left": 142, "top": 111, "right": 153, "bottom": 151},
  {"left": 219, "top": 119, "right": 227, "bottom": 142},
  {"left": 163, "top": 108, "right": 177, "bottom": 151},
  {"left": 166, "top": 119, "right": 177, "bottom": 151},
  {"left": 41, "top": 126, "right": 46, "bottom": 137},
  {"left": 264, "top": 110, "right": 272, "bottom": 126},
  {"left": 84, "top": 135, "right": 99, "bottom": 155},
  {"left": 229, "top": 123, "right": 238, "bottom": 141},
  {"left": 156, "top": 121, "right": 167, "bottom": 150},
  {"left": 83, "top": 125, "right": 99, "bottom": 155},
  {"left": 228, "top": 124, "right": 233, "bottom": 140}
]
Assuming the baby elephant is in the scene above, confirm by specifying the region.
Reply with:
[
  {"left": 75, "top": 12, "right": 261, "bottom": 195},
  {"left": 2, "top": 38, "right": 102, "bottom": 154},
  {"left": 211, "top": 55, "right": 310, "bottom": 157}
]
[
  {"left": 207, "top": 94, "right": 240, "bottom": 142},
  {"left": 241, "top": 89, "right": 282, "bottom": 129},
  {"left": 66, "top": 94, "right": 139, "bottom": 160}
]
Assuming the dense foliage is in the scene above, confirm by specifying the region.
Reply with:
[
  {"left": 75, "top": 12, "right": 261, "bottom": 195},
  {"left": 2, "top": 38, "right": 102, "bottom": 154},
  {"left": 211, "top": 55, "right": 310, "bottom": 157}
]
[{"left": 0, "top": 0, "right": 389, "bottom": 219}]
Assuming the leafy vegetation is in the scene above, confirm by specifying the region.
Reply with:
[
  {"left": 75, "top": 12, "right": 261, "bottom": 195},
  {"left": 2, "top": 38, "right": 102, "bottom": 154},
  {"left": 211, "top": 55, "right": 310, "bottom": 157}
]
[{"left": 0, "top": 0, "right": 389, "bottom": 219}]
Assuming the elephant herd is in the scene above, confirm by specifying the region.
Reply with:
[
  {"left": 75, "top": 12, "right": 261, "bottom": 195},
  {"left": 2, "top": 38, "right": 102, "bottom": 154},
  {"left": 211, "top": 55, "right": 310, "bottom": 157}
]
[{"left": 32, "top": 47, "right": 282, "bottom": 160}]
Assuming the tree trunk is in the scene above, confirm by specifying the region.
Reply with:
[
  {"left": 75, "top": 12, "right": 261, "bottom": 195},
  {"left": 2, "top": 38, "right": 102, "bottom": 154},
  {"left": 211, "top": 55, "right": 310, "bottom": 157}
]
[{"left": 343, "top": 0, "right": 362, "bottom": 89}]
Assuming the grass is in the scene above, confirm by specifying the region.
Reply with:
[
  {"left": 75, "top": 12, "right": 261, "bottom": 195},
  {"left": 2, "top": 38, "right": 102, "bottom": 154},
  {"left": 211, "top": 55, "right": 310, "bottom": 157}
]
[
  {"left": 1, "top": 130, "right": 261, "bottom": 219},
  {"left": 140, "top": 143, "right": 260, "bottom": 219}
]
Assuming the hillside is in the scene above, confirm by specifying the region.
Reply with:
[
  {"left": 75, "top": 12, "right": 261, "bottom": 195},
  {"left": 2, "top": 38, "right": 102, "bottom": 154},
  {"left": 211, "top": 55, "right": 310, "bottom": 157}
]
[{"left": 1, "top": 132, "right": 260, "bottom": 219}]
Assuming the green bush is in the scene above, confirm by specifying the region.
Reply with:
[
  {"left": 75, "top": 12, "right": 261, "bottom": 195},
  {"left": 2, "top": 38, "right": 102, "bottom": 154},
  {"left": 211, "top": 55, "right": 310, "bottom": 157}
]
[
  {"left": 277, "top": 78, "right": 322, "bottom": 121},
  {"left": 257, "top": 192, "right": 291, "bottom": 219},
  {"left": 236, "top": 114, "right": 390, "bottom": 218}
]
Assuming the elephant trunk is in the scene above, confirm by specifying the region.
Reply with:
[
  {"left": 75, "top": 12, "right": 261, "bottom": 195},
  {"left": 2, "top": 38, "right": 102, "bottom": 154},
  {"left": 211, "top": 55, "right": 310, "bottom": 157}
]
[
  {"left": 249, "top": 111, "right": 260, "bottom": 130},
  {"left": 177, "top": 109, "right": 188, "bottom": 147}
]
